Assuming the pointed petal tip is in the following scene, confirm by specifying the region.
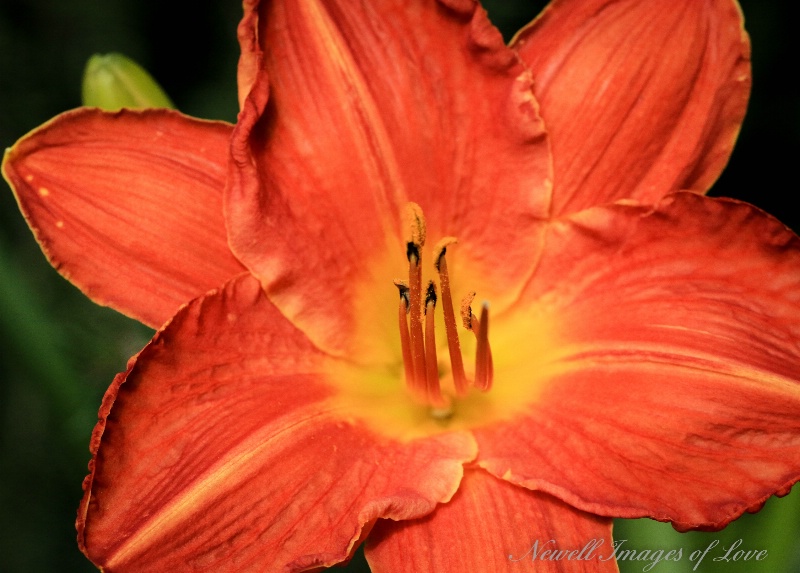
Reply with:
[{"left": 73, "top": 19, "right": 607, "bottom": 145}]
[
  {"left": 478, "top": 192, "right": 800, "bottom": 535},
  {"left": 513, "top": 0, "right": 752, "bottom": 214},
  {"left": 5, "top": 107, "right": 242, "bottom": 328}
]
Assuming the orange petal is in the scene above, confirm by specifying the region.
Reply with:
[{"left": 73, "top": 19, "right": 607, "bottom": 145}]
[
  {"left": 478, "top": 193, "right": 800, "bottom": 530},
  {"left": 78, "top": 274, "right": 475, "bottom": 572},
  {"left": 228, "top": 0, "right": 552, "bottom": 354},
  {"left": 2, "top": 108, "right": 245, "bottom": 328},
  {"left": 513, "top": 0, "right": 750, "bottom": 215},
  {"left": 366, "top": 468, "right": 616, "bottom": 572}
]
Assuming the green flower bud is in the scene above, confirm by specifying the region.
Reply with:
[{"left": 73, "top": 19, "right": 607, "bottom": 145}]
[{"left": 81, "top": 53, "right": 175, "bottom": 110}]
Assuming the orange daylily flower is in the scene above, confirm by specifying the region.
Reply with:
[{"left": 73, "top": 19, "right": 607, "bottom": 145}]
[{"left": 3, "top": 0, "right": 800, "bottom": 572}]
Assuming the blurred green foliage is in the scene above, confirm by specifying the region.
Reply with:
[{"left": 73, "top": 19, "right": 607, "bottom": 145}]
[{"left": 0, "top": 1, "right": 797, "bottom": 572}]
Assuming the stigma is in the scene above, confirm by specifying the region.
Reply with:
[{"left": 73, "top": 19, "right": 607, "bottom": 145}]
[{"left": 394, "top": 203, "right": 494, "bottom": 413}]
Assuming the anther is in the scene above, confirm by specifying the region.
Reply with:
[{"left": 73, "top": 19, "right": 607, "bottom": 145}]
[
  {"left": 461, "top": 292, "right": 476, "bottom": 330},
  {"left": 424, "top": 280, "right": 438, "bottom": 308},
  {"left": 407, "top": 242, "right": 420, "bottom": 265},
  {"left": 403, "top": 202, "right": 427, "bottom": 249},
  {"left": 393, "top": 279, "right": 410, "bottom": 310},
  {"left": 434, "top": 238, "right": 468, "bottom": 396}
]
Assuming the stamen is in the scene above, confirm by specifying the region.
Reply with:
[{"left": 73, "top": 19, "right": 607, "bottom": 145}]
[
  {"left": 424, "top": 281, "right": 445, "bottom": 406},
  {"left": 404, "top": 204, "right": 427, "bottom": 396},
  {"left": 407, "top": 243, "right": 427, "bottom": 394},
  {"left": 474, "top": 303, "right": 494, "bottom": 392},
  {"left": 434, "top": 238, "right": 468, "bottom": 397},
  {"left": 394, "top": 203, "right": 493, "bottom": 412},
  {"left": 393, "top": 280, "right": 414, "bottom": 389},
  {"left": 461, "top": 293, "right": 494, "bottom": 392}
]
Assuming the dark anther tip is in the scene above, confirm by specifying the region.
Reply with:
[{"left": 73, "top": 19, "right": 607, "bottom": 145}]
[{"left": 406, "top": 242, "right": 420, "bottom": 264}]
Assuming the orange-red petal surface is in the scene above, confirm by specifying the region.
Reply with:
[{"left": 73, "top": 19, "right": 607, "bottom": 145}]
[
  {"left": 228, "top": 0, "right": 552, "bottom": 354},
  {"left": 514, "top": 0, "right": 750, "bottom": 216},
  {"left": 478, "top": 193, "right": 800, "bottom": 530},
  {"left": 2, "top": 108, "right": 245, "bottom": 328},
  {"left": 78, "top": 274, "right": 476, "bottom": 572},
  {"left": 367, "top": 468, "right": 617, "bottom": 573}
]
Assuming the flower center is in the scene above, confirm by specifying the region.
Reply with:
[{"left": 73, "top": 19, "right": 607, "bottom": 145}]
[{"left": 394, "top": 203, "right": 494, "bottom": 416}]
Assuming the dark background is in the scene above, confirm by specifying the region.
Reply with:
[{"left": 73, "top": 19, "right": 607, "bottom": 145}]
[{"left": 0, "top": 1, "right": 798, "bottom": 572}]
